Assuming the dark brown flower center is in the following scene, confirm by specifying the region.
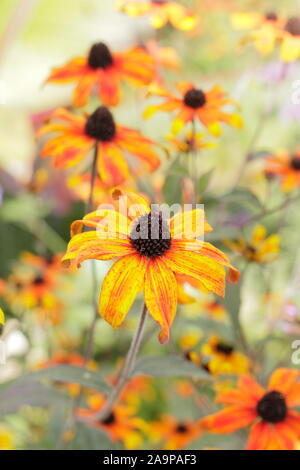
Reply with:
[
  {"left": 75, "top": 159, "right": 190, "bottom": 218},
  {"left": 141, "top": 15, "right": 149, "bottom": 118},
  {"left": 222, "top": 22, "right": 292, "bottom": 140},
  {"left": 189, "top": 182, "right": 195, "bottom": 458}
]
[
  {"left": 184, "top": 88, "right": 206, "bottom": 109},
  {"left": 215, "top": 342, "right": 234, "bottom": 355},
  {"left": 85, "top": 106, "right": 116, "bottom": 142},
  {"left": 33, "top": 276, "right": 45, "bottom": 286},
  {"left": 130, "top": 212, "right": 171, "bottom": 258},
  {"left": 265, "top": 12, "right": 278, "bottom": 21},
  {"left": 88, "top": 42, "right": 114, "bottom": 69},
  {"left": 290, "top": 156, "right": 300, "bottom": 171},
  {"left": 152, "top": 0, "right": 167, "bottom": 4},
  {"left": 285, "top": 17, "right": 300, "bottom": 36},
  {"left": 175, "top": 423, "right": 188, "bottom": 433},
  {"left": 101, "top": 412, "right": 116, "bottom": 425},
  {"left": 256, "top": 390, "right": 287, "bottom": 423}
]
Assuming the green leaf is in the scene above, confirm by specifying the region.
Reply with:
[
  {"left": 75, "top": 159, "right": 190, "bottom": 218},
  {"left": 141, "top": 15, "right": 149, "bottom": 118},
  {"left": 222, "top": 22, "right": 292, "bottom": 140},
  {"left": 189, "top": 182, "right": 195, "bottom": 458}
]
[
  {"left": 163, "top": 158, "right": 189, "bottom": 205},
  {"left": 222, "top": 279, "right": 242, "bottom": 341},
  {"left": 27, "top": 365, "right": 110, "bottom": 394},
  {"left": 133, "top": 355, "right": 211, "bottom": 380},
  {"left": 70, "top": 423, "right": 116, "bottom": 450},
  {"left": 0, "top": 194, "right": 51, "bottom": 225},
  {"left": 0, "top": 380, "right": 68, "bottom": 416},
  {"left": 223, "top": 188, "right": 263, "bottom": 211},
  {"left": 197, "top": 169, "right": 213, "bottom": 196}
]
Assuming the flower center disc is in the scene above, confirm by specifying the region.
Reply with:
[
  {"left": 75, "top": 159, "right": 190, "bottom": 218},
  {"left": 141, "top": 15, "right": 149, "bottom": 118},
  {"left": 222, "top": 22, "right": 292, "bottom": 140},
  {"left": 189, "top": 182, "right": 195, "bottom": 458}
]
[
  {"left": 256, "top": 390, "right": 287, "bottom": 423},
  {"left": 176, "top": 424, "right": 188, "bottom": 433},
  {"left": 100, "top": 412, "right": 116, "bottom": 425},
  {"left": 88, "top": 42, "right": 114, "bottom": 69},
  {"left": 265, "top": 11, "right": 278, "bottom": 21},
  {"left": 215, "top": 342, "right": 234, "bottom": 355},
  {"left": 130, "top": 212, "right": 171, "bottom": 258},
  {"left": 184, "top": 88, "right": 206, "bottom": 109},
  {"left": 290, "top": 156, "right": 300, "bottom": 171},
  {"left": 85, "top": 106, "right": 116, "bottom": 141},
  {"left": 285, "top": 17, "right": 300, "bottom": 36}
]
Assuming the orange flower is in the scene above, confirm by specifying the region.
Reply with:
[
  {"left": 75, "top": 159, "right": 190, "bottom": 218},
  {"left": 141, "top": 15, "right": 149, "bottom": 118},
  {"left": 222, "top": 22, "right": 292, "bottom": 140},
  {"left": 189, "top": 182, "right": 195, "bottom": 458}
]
[
  {"left": 77, "top": 393, "right": 146, "bottom": 449},
  {"left": 144, "top": 82, "right": 242, "bottom": 136},
  {"left": 62, "top": 191, "right": 239, "bottom": 344},
  {"left": 149, "top": 415, "right": 202, "bottom": 450},
  {"left": 118, "top": 0, "right": 198, "bottom": 31},
  {"left": 168, "top": 129, "right": 215, "bottom": 154},
  {"left": 201, "top": 369, "right": 300, "bottom": 450},
  {"left": 38, "top": 107, "right": 160, "bottom": 187},
  {"left": 265, "top": 149, "right": 300, "bottom": 192},
  {"left": 46, "top": 42, "right": 154, "bottom": 107}
]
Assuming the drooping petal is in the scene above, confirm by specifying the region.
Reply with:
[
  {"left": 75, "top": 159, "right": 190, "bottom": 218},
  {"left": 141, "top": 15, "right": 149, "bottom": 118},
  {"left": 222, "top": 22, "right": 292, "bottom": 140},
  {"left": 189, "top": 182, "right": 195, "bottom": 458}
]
[
  {"left": 246, "top": 421, "right": 274, "bottom": 450},
  {"left": 99, "top": 254, "right": 148, "bottom": 328},
  {"left": 164, "top": 249, "right": 226, "bottom": 297},
  {"left": 70, "top": 209, "right": 130, "bottom": 238},
  {"left": 46, "top": 57, "right": 87, "bottom": 83},
  {"left": 73, "top": 73, "right": 98, "bottom": 107},
  {"left": 98, "top": 69, "right": 121, "bottom": 107},
  {"left": 98, "top": 143, "right": 129, "bottom": 186},
  {"left": 144, "top": 258, "right": 177, "bottom": 344}
]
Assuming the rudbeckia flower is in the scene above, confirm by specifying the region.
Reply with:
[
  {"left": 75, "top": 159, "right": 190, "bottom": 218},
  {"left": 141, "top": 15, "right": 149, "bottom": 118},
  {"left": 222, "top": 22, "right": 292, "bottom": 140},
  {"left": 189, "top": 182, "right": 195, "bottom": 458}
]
[
  {"left": 265, "top": 149, "right": 300, "bottom": 191},
  {"left": 278, "top": 17, "right": 300, "bottom": 62},
  {"left": 38, "top": 107, "right": 160, "bottom": 187},
  {"left": 149, "top": 415, "right": 202, "bottom": 450},
  {"left": 46, "top": 42, "right": 154, "bottom": 107},
  {"left": 77, "top": 393, "right": 146, "bottom": 449},
  {"left": 200, "top": 334, "right": 250, "bottom": 375},
  {"left": 224, "top": 225, "right": 280, "bottom": 264},
  {"left": 168, "top": 129, "right": 215, "bottom": 154},
  {"left": 62, "top": 191, "right": 239, "bottom": 344},
  {"left": 231, "top": 11, "right": 283, "bottom": 56},
  {"left": 144, "top": 82, "right": 242, "bottom": 136},
  {"left": 201, "top": 369, "right": 300, "bottom": 450},
  {"left": 118, "top": 0, "right": 197, "bottom": 31}
]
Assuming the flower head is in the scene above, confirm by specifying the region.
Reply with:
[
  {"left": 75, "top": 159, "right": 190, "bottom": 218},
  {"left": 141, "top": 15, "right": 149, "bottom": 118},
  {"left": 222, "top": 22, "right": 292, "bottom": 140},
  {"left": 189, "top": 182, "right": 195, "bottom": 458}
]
[
  {"left": 46, "top": 43, "right": 155, "bottom": 107},
  {"left": 224, "top": 225, "right": 280, "bottom": 264},
  {"left": 144, "top": 82, "right": 242, "bottom": 136},
  {"left": 201, "top": 369, "right": 300, "bottom": 450},
  {"left": 231, "top": 11, "right": 284, "bottom": 56},
  {"left": 38, "top": 107, "right": 160, "bottom": 187},
  {"left": 62, "top": 191, "right": 239, "bottom": 344},
  {"left": 278, "top": 16, "right": 300, "bottom": 62},
  {"left": 264, "top": 149, "right": 300, "bottom": 192},
  {"left": 149, "top": 414, "right": 202, "bottom": 449},
  {"left": 77, "top": 393, "right": 146, "bottom": 449},
  {"left": 118, "top": 0, "right": 198, "bottom": 31}
]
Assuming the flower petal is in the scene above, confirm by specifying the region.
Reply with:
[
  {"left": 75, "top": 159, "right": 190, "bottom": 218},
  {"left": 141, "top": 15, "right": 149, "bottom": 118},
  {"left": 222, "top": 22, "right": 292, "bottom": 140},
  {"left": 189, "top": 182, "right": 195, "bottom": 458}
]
[
  {"left": 246, "top": 421, "right": 273, "bottom": 450},
  {"left": 268, "top": 368, "right": 299, "bottom": 395},
  {"left": 144, "top": 258, "right": 177, "bottom": 344},
  {"left": 169, "top": 210, "right": 212, "bottom": 239},
  {"left": 98, "top": 143, "right": 129, "bottom": 187},
  {"left": 99, "top": 254, "right": 148, "bottom": 328},
  {"left": 202, "top": 406, "right": 256, "bottom": 434},
  {"left": 164, "top": 249, "right": 226, "bottom": 297}
]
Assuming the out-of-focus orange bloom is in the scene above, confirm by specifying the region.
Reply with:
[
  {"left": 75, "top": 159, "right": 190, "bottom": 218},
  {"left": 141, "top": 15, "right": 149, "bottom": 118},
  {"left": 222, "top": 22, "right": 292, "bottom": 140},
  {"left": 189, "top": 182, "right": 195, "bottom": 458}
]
[
  {"left": 145, "top": 39, "right": 180, "bottom": 84},
  {"left": 265, "top": 149, "right": 300, "bottom": 192},
  {"left": 149, "top": 414, "right": 202, "bottom": 449},
  {"left": 118, "top": 0, "right": 198, "bottom": 31},
  {"left": 201, "top": 369, "right": 300, "bottom": 450},
  {"left": 38, "top": 107, "right": 160, "bottom": 187},
  {"left": 62, "top": 191, "right": 239, "bottom": 344},
  {"left": 231, "top": 11, "right": 284, "bottom": 56},
  {"left": 77, "top": 393, "right": 146, "bottom": 449},
  {"left": 168, "top": 129, "right": 215, "bottom": 154},
  {"left": 46, "top": 42, "right": 154, "bottom": 107},
  {"left": 200, "top": 334, "right": 250, "bottom": 375},
  {"left": 1, "top": 252, "right": 70, "bottom": 325},
  {"left": 224, "top": 225, "right": 280, "bottom": 264},
  {"left": 144, "top": 82, "right": 242, "bottom": 136}
]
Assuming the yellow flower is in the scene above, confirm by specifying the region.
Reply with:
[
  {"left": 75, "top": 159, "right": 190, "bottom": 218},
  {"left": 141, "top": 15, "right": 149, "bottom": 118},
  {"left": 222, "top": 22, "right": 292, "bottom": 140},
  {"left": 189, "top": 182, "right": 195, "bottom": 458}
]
[
  {"left": 0, "top": 308, "right": 4, "bottom": 326},
  {"left": 224, "top": 225, "right": 280, "bottom": 264},
  {"left": 201, "top": 334, "right": 250, "bottom": 376},
  {"left": 62, "top": 191, "right": 239, "bottom": 344}
]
